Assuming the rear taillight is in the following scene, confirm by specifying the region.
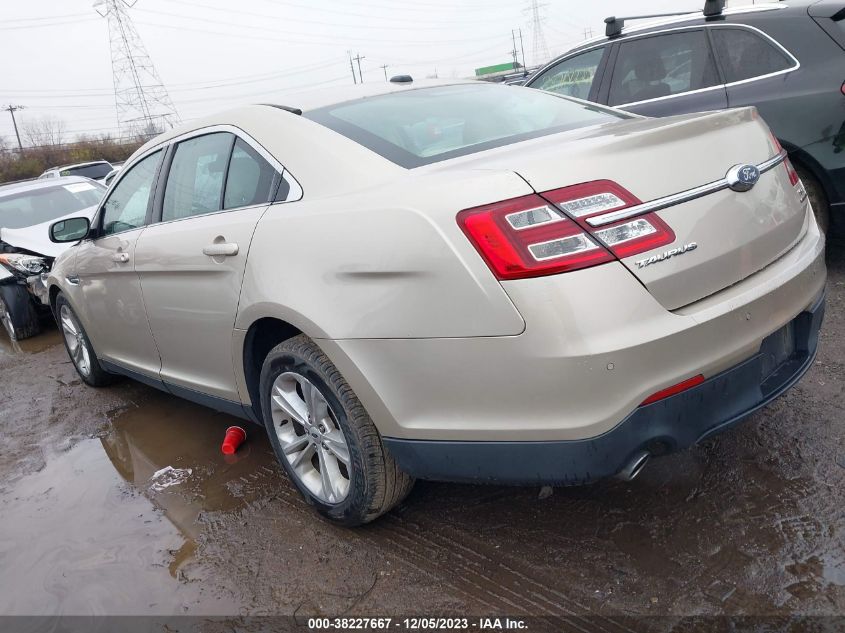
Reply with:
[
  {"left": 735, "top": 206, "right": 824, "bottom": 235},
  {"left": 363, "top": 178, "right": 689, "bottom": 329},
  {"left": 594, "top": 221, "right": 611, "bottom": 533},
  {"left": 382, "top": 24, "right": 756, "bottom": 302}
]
[
  {"left": 457, "top": 181, "right": 675, "bottom": 280},
  {"left": 784, "top": 157, "right": 800, "bottom": 187},
  {"left": 457, "top": 194, "right": 613, "bottom": 280}
]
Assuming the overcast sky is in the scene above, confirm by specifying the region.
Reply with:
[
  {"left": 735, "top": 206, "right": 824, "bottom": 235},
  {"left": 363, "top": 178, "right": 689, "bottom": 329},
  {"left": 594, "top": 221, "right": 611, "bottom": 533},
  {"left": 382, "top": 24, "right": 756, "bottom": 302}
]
[{"left": 1, "top": 0, "right": 706, "bottom": 146}]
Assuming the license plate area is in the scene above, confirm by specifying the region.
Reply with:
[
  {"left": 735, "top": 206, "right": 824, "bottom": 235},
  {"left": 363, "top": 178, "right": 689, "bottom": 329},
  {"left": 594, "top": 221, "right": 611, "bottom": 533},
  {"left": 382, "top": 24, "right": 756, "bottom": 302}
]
[{"left": 759, "top": 321, "right": 797, "bottom": 381}]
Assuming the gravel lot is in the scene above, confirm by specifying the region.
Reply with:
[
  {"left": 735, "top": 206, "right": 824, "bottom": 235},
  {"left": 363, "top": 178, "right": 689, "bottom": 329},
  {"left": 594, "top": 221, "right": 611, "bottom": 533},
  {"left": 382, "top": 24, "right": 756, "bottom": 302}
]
[{"left": 0, "top": 248, "right": 843, "bottom": 630}]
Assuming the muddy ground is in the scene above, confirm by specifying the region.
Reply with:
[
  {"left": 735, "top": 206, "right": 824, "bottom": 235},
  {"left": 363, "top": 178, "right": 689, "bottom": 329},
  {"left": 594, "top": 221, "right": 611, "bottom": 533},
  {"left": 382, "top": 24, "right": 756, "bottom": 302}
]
[{"left": 0, "top": 251, "right": 843, "bottom": 631}]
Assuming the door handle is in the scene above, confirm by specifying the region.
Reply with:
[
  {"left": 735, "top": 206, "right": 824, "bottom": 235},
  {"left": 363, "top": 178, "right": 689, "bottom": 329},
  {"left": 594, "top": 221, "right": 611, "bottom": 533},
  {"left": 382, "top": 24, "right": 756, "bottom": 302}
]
[
  {"left": 203, "top": 242, "right": 239, "bottom": 257},
  {"left": 112, "top": 252, "right": 130, "bottom": 263}
]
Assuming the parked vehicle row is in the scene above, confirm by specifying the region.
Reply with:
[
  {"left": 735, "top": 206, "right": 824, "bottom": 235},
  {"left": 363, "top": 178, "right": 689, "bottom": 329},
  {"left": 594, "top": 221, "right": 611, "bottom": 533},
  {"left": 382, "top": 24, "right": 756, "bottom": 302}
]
[
  {"left": 524, "top": 0, "right": 845, "bottom": 237},
  {"left": 42, "top": 79, "right": 825, "bottom": 525}
]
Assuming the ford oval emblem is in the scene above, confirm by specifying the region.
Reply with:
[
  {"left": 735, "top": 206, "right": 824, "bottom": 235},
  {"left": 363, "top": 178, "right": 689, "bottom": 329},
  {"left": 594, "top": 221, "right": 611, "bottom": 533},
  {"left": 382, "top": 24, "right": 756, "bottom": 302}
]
[{"left": 726, "top": 163, "right": 760, "bottom": 192}]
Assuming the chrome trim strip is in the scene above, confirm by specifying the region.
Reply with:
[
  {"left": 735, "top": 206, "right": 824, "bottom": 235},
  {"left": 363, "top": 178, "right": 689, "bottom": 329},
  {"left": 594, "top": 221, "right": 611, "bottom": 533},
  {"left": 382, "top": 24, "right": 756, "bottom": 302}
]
[{"left": 586, "top": 150, "right": 787, "bottom": 228}]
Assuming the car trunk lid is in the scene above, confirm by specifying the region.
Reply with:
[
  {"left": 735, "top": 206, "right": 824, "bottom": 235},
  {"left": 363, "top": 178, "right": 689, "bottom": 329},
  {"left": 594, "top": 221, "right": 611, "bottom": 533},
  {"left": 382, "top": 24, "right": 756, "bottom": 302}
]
[{"left": 446, "top": 107, "right": 807, "bottom": 310}]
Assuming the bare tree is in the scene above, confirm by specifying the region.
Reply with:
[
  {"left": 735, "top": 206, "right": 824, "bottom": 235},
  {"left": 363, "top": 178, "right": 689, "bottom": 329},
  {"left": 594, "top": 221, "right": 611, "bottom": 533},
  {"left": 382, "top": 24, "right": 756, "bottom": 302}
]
[{"left": 22, "top": 116, "right": 67, "bottom": 148}]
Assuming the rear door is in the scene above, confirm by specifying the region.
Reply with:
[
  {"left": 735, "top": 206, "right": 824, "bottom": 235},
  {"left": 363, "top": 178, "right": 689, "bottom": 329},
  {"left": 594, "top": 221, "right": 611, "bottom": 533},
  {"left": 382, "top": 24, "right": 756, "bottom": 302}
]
[
  {"left": 134, "top": 131, "right": 283, "bottom": 407},
  {"left": 605, "top": 29, "right": 727, "bottom": 116}
]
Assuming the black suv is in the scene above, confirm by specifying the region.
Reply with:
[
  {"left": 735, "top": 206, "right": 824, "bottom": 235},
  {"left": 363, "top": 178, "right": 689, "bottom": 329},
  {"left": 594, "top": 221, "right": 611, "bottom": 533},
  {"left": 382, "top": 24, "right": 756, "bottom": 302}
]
[{"left": 525, "top": 0, "right": 845, "bottom": 237}]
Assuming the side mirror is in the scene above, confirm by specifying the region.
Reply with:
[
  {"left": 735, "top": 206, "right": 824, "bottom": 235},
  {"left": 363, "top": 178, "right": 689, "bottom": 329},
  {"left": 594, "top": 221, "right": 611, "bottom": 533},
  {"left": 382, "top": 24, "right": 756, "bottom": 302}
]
[{"left": 50, "top": 217, "right": 91, "bottom": 243}]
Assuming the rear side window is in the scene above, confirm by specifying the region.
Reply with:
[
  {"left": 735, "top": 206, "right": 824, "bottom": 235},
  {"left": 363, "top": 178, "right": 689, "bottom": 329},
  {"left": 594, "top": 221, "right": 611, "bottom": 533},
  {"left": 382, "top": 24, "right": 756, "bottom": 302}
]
[
  {"left": 710, "top": 28, "right": 792, "bottom": 83},
  {"left": 162, "top": 133, "right": 234, "bottom": 222},
  {"left": 101, "top": 151, "right": 161, "bottom": 236},
  {"left": 305, "top": 83, "right": 626, "bottom": 168},
  {"left": 223, "top": 139, "right": 279, "bottom": 209},
  {"left": 608, "top": 30, "right": 720, "bottom": 106},
  {"left": 530, "top": 48, "right": 606, "bottom": 100}
]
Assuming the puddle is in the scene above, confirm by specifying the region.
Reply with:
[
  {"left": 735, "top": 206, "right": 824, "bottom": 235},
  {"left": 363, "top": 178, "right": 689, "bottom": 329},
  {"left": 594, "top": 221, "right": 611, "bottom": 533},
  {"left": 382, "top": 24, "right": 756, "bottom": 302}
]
[
  {"left": 0, "top": 390, "right": 278, "bottom": 615},
  {"left": 0, "top": 327, "right": 62, "bottom": 356}
]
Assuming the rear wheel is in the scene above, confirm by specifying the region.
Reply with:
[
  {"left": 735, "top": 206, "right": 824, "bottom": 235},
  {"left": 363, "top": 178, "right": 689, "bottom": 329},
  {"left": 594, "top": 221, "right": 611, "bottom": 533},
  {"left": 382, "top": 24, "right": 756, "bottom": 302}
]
[
  {"left": 55, "top": 293, "right": 117, "bottom": 387},
  {"left": 260, "top": 334, "right": 414, "bottom": 526},
  {"left": 0, "top": 283, "right": 40, "bottom": 341},
  {"left": 794, "top": 164, "right": 830, "bottom": 236}
]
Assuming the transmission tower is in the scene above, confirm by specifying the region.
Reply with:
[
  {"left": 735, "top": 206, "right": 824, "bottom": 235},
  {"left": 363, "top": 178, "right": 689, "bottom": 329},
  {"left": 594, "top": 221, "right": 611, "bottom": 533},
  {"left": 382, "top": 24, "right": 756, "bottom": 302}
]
[
  {"left": 94, "top": 0, "right": 180, "bottom": 139},
  {"left": 526, "top": 0, "right": 550, "bottom": 67}
]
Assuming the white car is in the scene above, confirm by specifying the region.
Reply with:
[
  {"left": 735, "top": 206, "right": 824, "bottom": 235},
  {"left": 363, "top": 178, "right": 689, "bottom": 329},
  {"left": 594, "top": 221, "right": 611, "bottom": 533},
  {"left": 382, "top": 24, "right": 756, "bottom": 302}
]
[
  {"left": 0, "top": 177, "right": 105, "bottom": 339},
  {"left": 39, "top": 160, "right": 114, "bottom": 184},
  {"left": 45, "top": 80, "right": 825, "bottom": 525}
]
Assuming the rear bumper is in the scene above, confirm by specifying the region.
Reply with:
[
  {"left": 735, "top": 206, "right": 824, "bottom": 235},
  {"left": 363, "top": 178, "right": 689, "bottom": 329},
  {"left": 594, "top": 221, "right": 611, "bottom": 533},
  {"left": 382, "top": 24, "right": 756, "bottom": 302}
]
[{"left": 384, "top": 292, "right": 825, "bottom": 485}]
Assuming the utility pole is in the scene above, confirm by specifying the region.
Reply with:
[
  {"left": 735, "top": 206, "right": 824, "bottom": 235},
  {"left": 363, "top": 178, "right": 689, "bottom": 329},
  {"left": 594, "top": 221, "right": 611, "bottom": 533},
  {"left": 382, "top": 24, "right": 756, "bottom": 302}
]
[
  {"left": 348, "top": 51, "right": 357, "bottom": 84},
  {"left": 511, "top": 30, "right": 519, "bottom": 68},
  {"left": 519, "top": 28, "right": 526, "bottom": 72},
  {"left": 379, "top": 64, "right": 389, "bottom": 81},
  {"left": 353, "top": 52, "right": 365, "bottom": 83},
  {"left": 583, "top": 27, "right": 593, "bottom": 39},
  {"left": 4, "top": 105, "right": 24, "bottom": 151}
]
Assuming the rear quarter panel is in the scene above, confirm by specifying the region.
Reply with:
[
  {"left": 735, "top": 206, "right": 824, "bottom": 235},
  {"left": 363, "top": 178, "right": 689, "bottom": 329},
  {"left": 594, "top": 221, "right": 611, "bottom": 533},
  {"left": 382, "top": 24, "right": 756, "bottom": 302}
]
[{"left": 235, "top": 169, "right": 532, "bottom": 339}]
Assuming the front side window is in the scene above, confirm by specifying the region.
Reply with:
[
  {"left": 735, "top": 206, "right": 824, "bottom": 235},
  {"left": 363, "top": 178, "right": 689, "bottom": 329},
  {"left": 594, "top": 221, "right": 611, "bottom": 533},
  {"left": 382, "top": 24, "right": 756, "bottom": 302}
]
[
  {"left": 162, "top": 132, "right": 234, "bottom": 222},
  {"left": 529, "top": 48, "right": 606, "bottom": 100},
  {"left": 608, "top": 30, "right": 720, "bottom": 106},
  {"left": 305, "top": 83, "right": 627, "bottom": 168},
  {"left": 223, "top": 139, "right": 279, "bottom": 209},
  {"left": 100, "top": 150, "right": 162, "bottom": 236},
  {"left": 710, "top": 28, "right": 792, "bottom": 83}
]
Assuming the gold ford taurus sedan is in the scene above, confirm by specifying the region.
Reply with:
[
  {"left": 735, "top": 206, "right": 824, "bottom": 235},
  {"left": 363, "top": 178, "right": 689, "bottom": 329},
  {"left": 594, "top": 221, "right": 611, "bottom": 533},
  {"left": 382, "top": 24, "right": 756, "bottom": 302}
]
[{"left": 45, "top": 80, "right": 826, "bottom": 525}]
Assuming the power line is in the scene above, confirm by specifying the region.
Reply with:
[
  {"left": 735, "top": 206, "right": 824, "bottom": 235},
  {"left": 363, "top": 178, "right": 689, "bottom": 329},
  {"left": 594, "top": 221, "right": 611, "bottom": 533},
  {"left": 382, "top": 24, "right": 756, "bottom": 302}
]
[
  {"left": 132, "top": 10, "right": 510, "bottom": 45},
  {"left": 166, "top": 0, "right": 519, "bottom": 29}
]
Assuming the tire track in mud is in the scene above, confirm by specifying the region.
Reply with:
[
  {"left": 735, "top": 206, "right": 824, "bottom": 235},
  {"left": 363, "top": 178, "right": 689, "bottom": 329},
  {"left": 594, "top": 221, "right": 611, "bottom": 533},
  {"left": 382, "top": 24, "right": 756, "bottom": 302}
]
[
  {"left": 202, "top": 473, "right": 631, "bottom": 629},
  {"left": 369, "top": 514, "right": 639, "bottom": 633}
]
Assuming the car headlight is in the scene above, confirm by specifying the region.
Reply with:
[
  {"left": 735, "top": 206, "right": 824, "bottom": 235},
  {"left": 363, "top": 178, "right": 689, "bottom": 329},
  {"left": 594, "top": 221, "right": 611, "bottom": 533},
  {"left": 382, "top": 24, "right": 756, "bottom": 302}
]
[{"left": 0, "top": 253, "right": 48, "bottom": 275}]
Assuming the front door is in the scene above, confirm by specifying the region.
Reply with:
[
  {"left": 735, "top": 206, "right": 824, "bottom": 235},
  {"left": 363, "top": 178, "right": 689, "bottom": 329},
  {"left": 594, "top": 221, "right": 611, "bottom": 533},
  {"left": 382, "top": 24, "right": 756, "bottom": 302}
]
[
  {"left": 134, "top": 133, "right": 281, "bottom": 406},
  {"left": 72, "top": 150, "right": 164, "bottom": 379}
]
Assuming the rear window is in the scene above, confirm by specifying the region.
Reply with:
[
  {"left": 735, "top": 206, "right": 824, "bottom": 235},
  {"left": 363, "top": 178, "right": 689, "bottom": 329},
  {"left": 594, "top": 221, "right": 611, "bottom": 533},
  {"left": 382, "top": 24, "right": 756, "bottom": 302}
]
[
  {"left": 710, "top": 28, "right": 793, "bottom": 83},
  {"left": 304, "top": 83, "right": 626, "bottom": 168},
  {"left": 61, "top": 162, "right": 112, "bottom": 180},
  {"left": 0, "top": 182, "right": 105, "bottom": 229}
]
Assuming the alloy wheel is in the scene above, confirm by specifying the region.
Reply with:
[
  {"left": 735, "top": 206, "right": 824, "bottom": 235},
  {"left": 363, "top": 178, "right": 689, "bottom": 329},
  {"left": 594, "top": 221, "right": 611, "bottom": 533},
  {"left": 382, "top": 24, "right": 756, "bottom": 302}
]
[
  {"left": 59, "top": 304, "right": 91, "bottom": 377},
  {"left": 270, "top": 371, "right": 351, "bottom": 504}
]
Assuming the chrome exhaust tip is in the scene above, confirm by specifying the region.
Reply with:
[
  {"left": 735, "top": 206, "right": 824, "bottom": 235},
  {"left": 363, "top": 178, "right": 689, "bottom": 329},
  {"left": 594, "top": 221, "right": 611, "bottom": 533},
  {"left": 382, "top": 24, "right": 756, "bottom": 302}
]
[{"left": 617, "top": 451, "right": 650, "bottom": 482}]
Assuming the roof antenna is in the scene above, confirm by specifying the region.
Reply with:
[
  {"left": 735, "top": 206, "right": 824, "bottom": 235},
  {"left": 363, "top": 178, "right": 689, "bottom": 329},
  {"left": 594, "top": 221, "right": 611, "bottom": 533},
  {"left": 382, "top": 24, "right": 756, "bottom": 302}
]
[{"left": 703, "top": 0, "right": 725, "bottom": 17}]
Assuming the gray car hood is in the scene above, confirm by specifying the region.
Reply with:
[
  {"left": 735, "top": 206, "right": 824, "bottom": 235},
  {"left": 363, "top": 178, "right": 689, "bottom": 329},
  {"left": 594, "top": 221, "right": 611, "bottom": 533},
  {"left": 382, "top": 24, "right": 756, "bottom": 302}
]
[{"left": 0, "top": 205, "right": 98, "bottom": 259}]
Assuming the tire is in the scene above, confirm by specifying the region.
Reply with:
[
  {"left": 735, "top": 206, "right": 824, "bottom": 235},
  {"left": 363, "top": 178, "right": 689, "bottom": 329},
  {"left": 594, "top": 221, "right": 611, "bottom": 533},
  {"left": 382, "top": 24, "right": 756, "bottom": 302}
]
[
  {"left": 0, "top": 283, "right": 41, "bottom": 341},
  {"left": 260, "top": 334, "right": 414, "bottom": 526},
  {"left": 794, "top": 164, "right": 830, "bottom": 237},
  {"left": 54, "top": 293, "right": 117, "bottom": 387}
]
